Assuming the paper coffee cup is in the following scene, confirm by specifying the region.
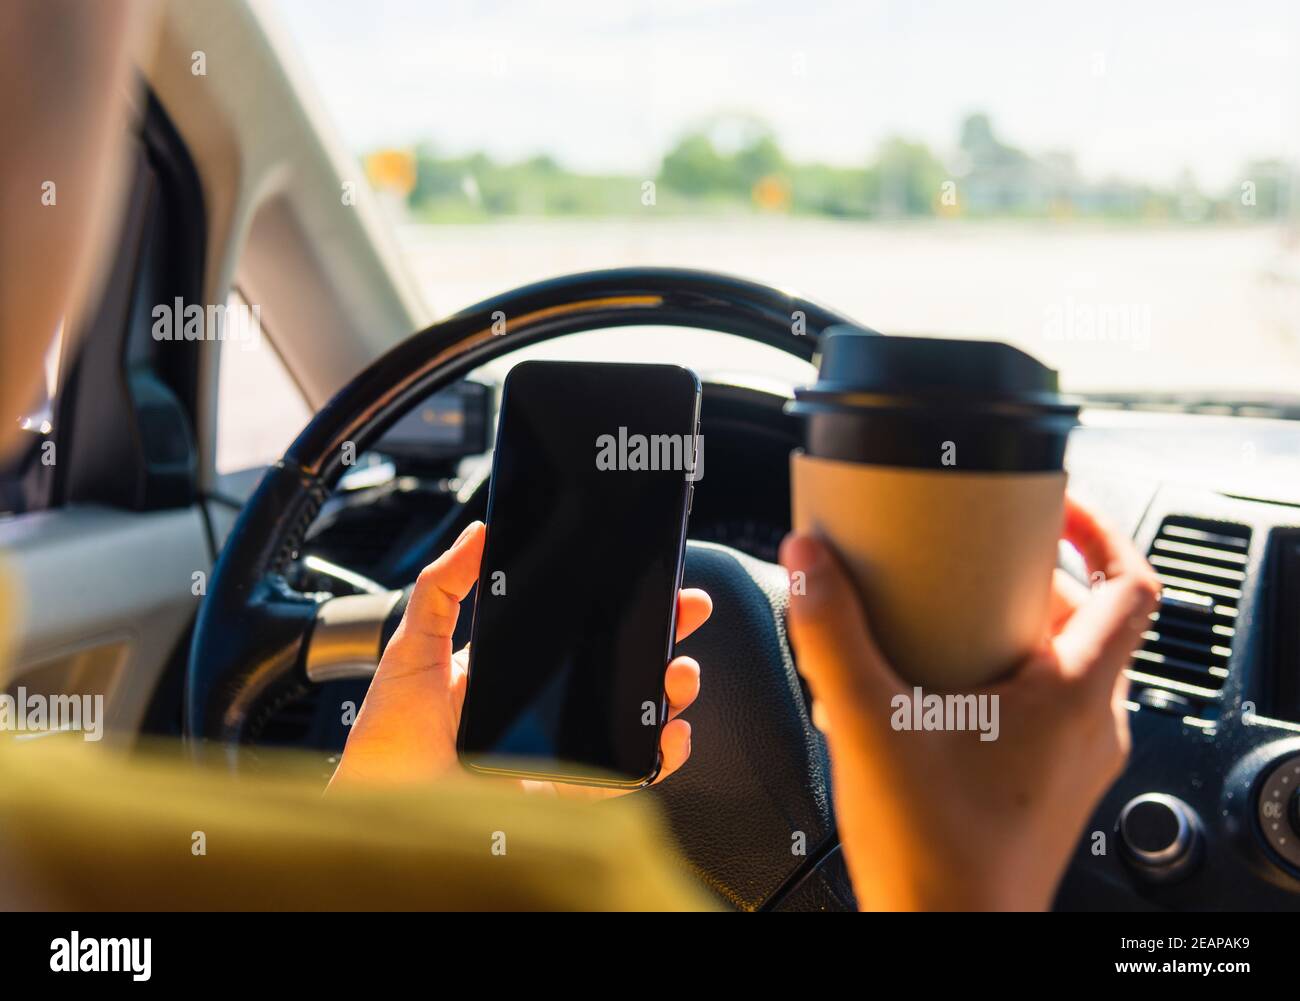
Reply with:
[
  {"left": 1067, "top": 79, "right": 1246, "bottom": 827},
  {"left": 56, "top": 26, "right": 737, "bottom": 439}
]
[
  {"left": 788, "top": 329, "right": 1079, "bottom": 689},
  {"left": 792, "top": 452, "right": 1065, "bottom": 689}
]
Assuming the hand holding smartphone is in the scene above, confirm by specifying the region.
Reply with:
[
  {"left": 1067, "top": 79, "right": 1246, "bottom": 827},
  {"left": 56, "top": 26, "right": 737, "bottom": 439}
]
[{"left": 457, "top": 360, "right": 703, "bottom": 788}]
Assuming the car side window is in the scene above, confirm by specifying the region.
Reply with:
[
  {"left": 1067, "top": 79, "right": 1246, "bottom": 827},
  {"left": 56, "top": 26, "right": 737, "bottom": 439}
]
[{"left": 215, "top": 289, "right": 312, "bottom": 474}]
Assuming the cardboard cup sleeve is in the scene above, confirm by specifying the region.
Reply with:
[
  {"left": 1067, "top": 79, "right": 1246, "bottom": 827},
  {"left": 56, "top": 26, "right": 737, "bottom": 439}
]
[{"left": 791, "top": 452, "right": 1065, "bottom": 690}]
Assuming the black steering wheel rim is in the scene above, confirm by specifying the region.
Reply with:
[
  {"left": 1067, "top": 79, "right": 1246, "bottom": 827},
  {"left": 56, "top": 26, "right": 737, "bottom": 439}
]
[
  {"left": 188, "top": 266, "right": 859, "bottom": 744},
  {"left": 287, "top": 266, "right": 851, "bottom": 481},
  {"left": 186, "top": 267, "right": 863, "bottom": 909}
]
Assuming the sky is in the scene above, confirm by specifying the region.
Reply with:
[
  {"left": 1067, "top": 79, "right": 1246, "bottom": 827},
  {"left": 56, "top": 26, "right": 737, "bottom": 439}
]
[{"left": 272, "top": 0, "right": 1300, "bottom": 191}]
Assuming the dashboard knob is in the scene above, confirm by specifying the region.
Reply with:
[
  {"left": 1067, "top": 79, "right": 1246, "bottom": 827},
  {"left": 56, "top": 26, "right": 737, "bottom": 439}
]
[
  {"left": 1118, "top": 793, "right": 1201, "bottom": 880},
  {"left": 1257, "top": 753, "right": 1300, "bottom": 873}
]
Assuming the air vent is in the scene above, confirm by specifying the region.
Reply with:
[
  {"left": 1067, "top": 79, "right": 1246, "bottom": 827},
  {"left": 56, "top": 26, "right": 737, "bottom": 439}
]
[{"left": 1128, "top": 516, "right": 1252, "bottom": 724}]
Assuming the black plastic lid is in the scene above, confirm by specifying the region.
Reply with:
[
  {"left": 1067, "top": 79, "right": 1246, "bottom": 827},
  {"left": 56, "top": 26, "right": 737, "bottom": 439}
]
[{"left": 790, "top": 327, "right": 1078, "bottom": 418}]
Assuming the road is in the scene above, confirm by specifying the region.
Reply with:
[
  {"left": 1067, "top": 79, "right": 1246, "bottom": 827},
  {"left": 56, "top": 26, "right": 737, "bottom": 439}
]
[
  {"left": 216, "top": 217, "right": 1300, "bottom": 472},
  {"left": 399, "top": 217, "right": 1300, "bottom": 394}
]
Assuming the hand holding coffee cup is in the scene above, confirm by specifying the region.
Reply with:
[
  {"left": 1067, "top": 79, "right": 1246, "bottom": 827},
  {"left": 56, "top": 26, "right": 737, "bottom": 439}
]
[{"left": 788, "top": 328, "right": 1080, "bottom": 690}]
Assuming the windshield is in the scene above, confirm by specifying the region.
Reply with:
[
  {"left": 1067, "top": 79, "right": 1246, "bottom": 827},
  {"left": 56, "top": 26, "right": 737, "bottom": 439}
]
[{"left": 275, "top": 0, "right": 1300, "bottom": 397}]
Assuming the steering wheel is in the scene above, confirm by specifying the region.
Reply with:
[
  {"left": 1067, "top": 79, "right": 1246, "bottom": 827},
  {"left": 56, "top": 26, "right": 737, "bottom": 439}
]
[{"left": 187, "top": 267, "right": 867, "bottom": 910}]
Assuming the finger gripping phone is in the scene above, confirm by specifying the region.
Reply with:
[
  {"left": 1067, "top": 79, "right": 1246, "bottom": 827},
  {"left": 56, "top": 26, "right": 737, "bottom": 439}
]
[{"left": 457, "top": 360, "right": 701, "bottom": 788}]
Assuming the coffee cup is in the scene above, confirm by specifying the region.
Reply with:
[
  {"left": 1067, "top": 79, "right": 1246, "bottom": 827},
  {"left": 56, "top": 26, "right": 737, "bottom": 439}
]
[{"left": 788, "top": 327, "right": 1079, "bottom": 689}]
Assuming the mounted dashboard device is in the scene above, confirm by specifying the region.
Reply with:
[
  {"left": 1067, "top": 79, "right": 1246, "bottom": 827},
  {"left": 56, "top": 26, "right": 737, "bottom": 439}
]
[
  {"left": 374, "top": 379, "right": 494, "bottom": 466},
  {"left": 1262, "top": 527, "right": 1300, "bottom": 724}
]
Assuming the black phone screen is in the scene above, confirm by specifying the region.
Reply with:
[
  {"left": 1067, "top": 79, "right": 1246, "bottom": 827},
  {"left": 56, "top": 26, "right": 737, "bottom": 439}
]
[{"left": 458, "top": 360, "right": 701, "bottom": 786}]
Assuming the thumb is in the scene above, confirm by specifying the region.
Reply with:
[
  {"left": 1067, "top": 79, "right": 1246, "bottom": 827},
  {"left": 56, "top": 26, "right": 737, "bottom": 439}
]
[
  {"left": 780, "top": 534, "right": 902, "bottom": 729},
  {"left": 382, "top": 521, "right": 486, "bottom": 674}
]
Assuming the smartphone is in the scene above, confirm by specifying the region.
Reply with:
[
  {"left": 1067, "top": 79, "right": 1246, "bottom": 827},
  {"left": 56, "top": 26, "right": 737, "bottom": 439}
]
[{"left": 457, "top": 360, "right": 702, "bottom": 788}]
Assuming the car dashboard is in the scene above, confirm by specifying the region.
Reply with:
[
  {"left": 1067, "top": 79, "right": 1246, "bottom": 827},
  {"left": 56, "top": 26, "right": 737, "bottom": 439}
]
[{"left": 283, "top": 376, "right": 1300, "bottom": 911}]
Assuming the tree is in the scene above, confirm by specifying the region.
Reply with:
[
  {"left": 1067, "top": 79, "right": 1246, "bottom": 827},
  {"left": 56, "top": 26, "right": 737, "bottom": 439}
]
[
  {"left": 871, "top": 137, "right": 948, "bottom": 215},
  {"left": 958, "top": 112, "right": 1025, "bottom": 169},
  {"left": 659, "top": 133, "right": 733, "bottom": 196},
  {"left": 734, "top": 134, "right": 786, "bottom": 190}
]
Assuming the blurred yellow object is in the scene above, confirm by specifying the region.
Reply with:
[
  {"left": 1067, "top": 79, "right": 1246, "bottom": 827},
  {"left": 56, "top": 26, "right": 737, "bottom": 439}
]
[
  {"left": 0, "top": 734, "right": 711, "bottom": 911},
  {"left": 0, "top": 474, "right": 704, "bottom": 915},
  {"left": 364, "top": 149, "right": 417, "bottom": 196},
  {"left": 752, "top": 175, "right": 791, "bottom": 212},
  {"left": 935, "top": 196, "right": 962, "bottom": 219},
  {"left": 0, "top": 535, "right": 707, "bottom": 912},
  {"left": 1047, "top": 198, "right": 1075, "bottom": 222}
]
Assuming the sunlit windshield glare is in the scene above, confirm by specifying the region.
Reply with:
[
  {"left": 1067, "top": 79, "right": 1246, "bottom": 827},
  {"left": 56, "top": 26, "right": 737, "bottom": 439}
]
[{"left": 276, "top": 0, "right": 1300, "bottom": 396}]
